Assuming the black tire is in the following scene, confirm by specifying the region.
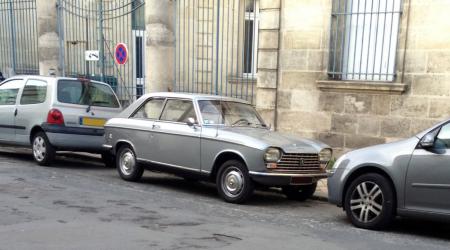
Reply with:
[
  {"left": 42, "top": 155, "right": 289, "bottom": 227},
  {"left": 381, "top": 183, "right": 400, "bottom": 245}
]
[
  {"left": 101, "top": 152, "right": 116, "bottom": 168},
  {"left": 32, "top": 132, "right": 56, "bottom": 166},
  {"left": 116, "top": 145, "right": 143, "bottom": 182},
  {"left": 282, "top": 183, "right": 317, "bottom": 201},
  {"left": 344, "top": 173, "right": 395, "bottom": 230},
  {"left": 216, "top": 160, "right": 254, "bottom": 204}
]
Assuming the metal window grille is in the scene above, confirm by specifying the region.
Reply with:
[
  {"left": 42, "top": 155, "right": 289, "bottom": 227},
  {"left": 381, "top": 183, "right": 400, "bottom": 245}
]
[
  {"left": 57, "top": 0, "right": 146, "bottom": 106},
  {"left": 174, "top": 0, "right": 259, "bottom": 104},
  {"left": 0, "top": 0, "right": 39, "bottom": 76},
  {"left": 328, "top": 0, "right": 403, "bottom": 81}
]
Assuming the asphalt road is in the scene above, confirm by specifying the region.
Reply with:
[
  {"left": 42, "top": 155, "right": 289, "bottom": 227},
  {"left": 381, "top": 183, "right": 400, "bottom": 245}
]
[{"left": 0, "top": 148, "right": 450, "bottom": 250}]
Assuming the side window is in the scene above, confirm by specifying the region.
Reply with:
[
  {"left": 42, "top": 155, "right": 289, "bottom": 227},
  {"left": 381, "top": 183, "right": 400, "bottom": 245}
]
[
  {"left": 436, "top": 124, "right": 450, "bottom": 149},
  {"left": 20, "top": 79, "right": 47, "bottom": 105},
  {"left": 160, "top": 99, "right": 196, "bottom": 123},
  {"left": 131, "top": 98, "right": 165, "bottom": 120},
  {"left": 0, "top": 79, "right": 24, "bottom": 106}
]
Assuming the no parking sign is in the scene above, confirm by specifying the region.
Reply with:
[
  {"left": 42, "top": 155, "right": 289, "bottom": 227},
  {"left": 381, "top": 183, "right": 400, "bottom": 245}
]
[{"left": 114, "top": 43, "right": 128, "bottom": 65}]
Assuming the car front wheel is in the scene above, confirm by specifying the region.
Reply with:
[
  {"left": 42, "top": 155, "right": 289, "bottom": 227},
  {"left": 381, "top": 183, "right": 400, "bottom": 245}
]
[
  {"left": 344, "top": 173, "right": 395, "bottom": 230},
  {"left": 282, "top": 183, "right": 317, "bottom": 201},
  {"left": 32, "top": 132, "right": 56, "bottom": 166},
  {"left": 116, "top": 146, "right": 143, "bottom": 182},
  {"left": 216, "top": 160, "right": 254, "bottom": 204}
]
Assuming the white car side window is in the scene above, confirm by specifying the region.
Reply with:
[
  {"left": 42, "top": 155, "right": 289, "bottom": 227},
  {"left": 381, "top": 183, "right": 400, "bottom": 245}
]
[{"left": 0, "top": 79, "right": 24, "bottom": 106}]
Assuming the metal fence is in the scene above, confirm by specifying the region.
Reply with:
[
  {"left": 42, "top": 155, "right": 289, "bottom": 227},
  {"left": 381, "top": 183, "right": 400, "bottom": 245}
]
[
  {"left": 0, "top": 0, "right": 39, "bottom": 76},
  {"left": 328, "top": 0, "right": 403, "bottom": 82},
  {"left": 174, "top": 0, "right": 259, "bottom": 104},
  {"left": 57, "top": 0, "right": 145, "bottom": 105}
]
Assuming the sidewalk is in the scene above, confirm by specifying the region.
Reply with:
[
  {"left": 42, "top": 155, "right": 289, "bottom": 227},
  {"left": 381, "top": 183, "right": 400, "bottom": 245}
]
[{"left": 314, "top": 179, "right": 328, "bottom": 201}]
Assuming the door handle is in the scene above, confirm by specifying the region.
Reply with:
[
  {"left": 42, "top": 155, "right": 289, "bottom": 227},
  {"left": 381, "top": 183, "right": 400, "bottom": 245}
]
[
  {"left": 152, "top": 124, "right": 160, "bottom": 129},
  {"left": 14, "top": 109, "right": 18, "bottom": 116}
]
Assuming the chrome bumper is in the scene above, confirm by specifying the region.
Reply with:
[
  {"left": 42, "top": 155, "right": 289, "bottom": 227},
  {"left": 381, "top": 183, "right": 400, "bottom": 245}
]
[{"left": 248, "top": 171, "right": 328, "bottom": 186}]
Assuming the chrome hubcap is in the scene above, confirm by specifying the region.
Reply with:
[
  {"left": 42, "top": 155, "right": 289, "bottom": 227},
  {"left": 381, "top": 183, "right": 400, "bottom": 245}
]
[
  {"left": 222, "top": 168, "right": 244, "bottom": 197},
  {"left": 33, "top": 136, "right": 46, "bottom": 162},
  {"left": 350, "top": 181, "right": 384, "bottom": 223},
  {"left": 120, "top": 151, "right": 135, "bottom": 176}
]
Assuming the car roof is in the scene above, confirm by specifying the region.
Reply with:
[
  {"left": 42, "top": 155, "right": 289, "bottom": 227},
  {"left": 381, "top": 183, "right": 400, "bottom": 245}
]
[
  {"left": 142, "top": 92, "right": 251, "bottom": 104},
  {"left": 4, "top": 75, "right": 111, "bottom": 86}
]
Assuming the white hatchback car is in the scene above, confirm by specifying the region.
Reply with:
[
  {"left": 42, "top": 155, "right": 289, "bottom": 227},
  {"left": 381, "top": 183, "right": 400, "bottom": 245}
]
[{"left": 0, "top": 76, "right": 122, "bottom": 165}]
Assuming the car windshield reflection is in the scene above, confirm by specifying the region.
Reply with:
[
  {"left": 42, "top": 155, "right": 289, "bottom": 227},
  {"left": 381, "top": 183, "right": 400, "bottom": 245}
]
[{"left": 198, "top": 100, "right": 266, "bottom": 128}]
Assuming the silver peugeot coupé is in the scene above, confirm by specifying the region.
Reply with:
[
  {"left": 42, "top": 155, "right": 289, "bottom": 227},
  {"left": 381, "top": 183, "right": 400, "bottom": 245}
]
[{"left": 103, "top": 93, "right": 332, "bottom": 203}]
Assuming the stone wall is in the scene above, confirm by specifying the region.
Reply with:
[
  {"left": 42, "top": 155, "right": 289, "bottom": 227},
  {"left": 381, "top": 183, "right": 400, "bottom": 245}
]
[
  {"left": 276, "top": 0, "right": 449, "bottom": 157},
  {"left": 37, "top": 0, "right": 60, "bottom": 76}
]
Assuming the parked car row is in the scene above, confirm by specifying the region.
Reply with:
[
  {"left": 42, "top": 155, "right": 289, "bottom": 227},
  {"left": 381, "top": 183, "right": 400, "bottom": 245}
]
[{"left": 1, "top": 75, "right": 449, "bottom": 231}]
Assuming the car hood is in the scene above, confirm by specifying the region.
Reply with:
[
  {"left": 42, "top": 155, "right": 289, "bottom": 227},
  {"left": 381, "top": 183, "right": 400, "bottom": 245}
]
[{"left": 219, "top": 127, "right": 330, "bottom": 153}]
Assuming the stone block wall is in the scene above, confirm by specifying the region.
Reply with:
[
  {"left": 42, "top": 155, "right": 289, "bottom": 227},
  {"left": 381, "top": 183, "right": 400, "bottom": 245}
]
[{"left": 276, "top": 0, "right": 450, "bottom": 157}]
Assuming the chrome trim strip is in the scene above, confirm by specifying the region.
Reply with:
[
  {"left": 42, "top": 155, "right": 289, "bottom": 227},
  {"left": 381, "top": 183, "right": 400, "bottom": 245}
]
[
  {"left": 137, "top": 158, "right": 210, "bottom": 174},
  {"left": 102, "top": 144, "right": 113, "bottom": 149},
  {"left": 249, "top": 171, "right": 328, "bottom": 178},
  {"left": 412, "top": 183, "right": 450, "bottom": 189}
]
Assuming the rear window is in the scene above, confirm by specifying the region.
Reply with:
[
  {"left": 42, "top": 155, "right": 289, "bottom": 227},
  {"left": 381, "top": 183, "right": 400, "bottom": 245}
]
[{"left": 57, "top": 80, "right": 120, "bottom": 108}]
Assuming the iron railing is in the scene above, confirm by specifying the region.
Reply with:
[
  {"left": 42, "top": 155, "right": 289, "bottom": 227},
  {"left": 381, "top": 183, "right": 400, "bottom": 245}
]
[
  {"left": 57, "top": 0, "right": 145, "bottom": 106},
  {"left": 0, "top": 0, "right": 39, "bottom": 76},
  {"left": 328, "top": 0, "right": 403, "bottom": 82},
  {"left": 174, "top": 0, "right": 259, "bottom": 104}
]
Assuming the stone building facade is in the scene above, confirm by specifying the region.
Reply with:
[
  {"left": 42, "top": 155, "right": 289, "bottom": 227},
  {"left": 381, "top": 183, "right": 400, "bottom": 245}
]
[
  {"left": 2, "top": 0, "right": 449, "bottom": 156},
  {"left": 262, "top": 0, "right": 450, "bottom": 156}
]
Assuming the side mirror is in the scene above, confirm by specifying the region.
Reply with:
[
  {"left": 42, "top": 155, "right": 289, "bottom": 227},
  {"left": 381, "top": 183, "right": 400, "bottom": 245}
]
[
  {"left": 420, "top": 133, "right": 435, "bottom": 148},
  {"left": 186, "top": 117, "right": 196, "bottom": 127}
]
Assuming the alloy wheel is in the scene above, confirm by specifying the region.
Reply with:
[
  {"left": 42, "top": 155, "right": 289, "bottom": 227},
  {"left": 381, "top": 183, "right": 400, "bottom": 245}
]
[
  {"left": 350, "top": 181, "right": 384, "bottom": 223},
  {"left": 33, "top": 136, "right": 46, "bottom": 162}
]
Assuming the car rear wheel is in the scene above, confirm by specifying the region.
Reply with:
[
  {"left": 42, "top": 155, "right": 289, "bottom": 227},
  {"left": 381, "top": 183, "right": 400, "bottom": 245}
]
[
  {"left": 216, "top": 160, "right": 254, "bottom": 204},
  {"left": 32, "top": 132, "right": 55, "bottom": 166},
  {"left": 282, "top": 183, "right": 317, "bottom": 201},
  {"left": 344, "top": 173, "right": 395, "bottom": 230},
  {"left": 116, "top": 146, "right": 143, "bottom": 182}
]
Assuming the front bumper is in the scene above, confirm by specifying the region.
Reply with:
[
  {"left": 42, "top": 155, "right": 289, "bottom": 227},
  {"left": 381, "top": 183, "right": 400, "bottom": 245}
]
[{"left": 249, "top": 171, "right": 328, "bottom": 187}]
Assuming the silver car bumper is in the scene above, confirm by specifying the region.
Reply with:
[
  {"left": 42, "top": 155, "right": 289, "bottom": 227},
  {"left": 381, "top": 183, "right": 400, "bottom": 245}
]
[
  {"left": 249, "top": 171, "right": 328, "bottom": 186},
  {"left": 46, "top": 132, "right": 104, "bottom": 152}
]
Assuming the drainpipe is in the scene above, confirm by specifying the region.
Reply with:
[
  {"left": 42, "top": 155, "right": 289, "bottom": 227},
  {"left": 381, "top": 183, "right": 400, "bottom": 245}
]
[{"left": 274, "top": 0, "right": 283, "bottom": 131}]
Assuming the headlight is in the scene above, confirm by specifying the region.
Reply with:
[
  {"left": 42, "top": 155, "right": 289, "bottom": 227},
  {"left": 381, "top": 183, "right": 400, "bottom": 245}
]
[
  {"left": 264, "top": 147, "right": 281, "bottom": 163},
  {"left": 319, "top": 148, "right": 332, "bottom": 164}
]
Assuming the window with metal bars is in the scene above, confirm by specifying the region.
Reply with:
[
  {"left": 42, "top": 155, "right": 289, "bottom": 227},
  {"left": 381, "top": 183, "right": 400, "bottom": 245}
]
[
  {"left": 243, "top": 0, "right": 259, "bottom": 76},
  {"left": 328, "top": 0, "right": 403, "bottom": 82}
]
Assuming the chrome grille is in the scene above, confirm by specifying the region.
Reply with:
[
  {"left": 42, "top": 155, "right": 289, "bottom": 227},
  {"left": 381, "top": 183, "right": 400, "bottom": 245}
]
[{"left": 275, "top": 153, "right": 321, "bottom": 172}]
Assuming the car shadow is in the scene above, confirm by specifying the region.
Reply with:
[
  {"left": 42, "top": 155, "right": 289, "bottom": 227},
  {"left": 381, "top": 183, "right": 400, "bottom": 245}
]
[
  {"left": 0, "top": 147, "right": 107, "bottom": 170},
  {"left": 337, "top": 213, "right": 450, "bottom": 241},
  {"left": 387, "top": 217, "right": 450, "bottom": 241},
  {"left": 138, "top": 173, "right": 298, "bottom": 206}
]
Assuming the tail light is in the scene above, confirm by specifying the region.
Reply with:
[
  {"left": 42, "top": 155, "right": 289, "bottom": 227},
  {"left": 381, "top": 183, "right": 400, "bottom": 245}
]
[{"left": 47, "top": 109, "right": 65, "bottom": 125}]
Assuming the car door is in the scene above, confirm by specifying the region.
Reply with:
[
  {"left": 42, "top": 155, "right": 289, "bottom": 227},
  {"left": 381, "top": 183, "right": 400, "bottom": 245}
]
[
  {"left": 127, "top": 97, "right": 165, "bottom": 160},
  {"left": 405, "top": 122, "right": 450, "bottom": 214},
  {"left": 0, "top": 79, "right": 24, "bottom": 142},
  {"left": 151, "top": 98, "right": 201, "bottom": 171},
  {"left": 15, "top": 79, "right": 49, "bottom": 145}
]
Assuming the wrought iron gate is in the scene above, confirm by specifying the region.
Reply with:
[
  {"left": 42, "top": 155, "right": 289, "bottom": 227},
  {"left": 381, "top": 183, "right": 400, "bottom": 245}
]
[
  {"left": 174, "top": 0, "right": 259, "bottom": 103},
  {"left": 57, "top": 0, "right": 145, "bottom": 105},
  {"left": 0, "top": 0, "right": 39, "bottom": 76}
]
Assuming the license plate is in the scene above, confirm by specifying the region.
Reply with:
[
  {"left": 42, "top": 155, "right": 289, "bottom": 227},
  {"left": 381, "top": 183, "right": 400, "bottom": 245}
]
[
  {"left": 80, "top": 117, "right": 106, "bottom": 127},
  {"left": 291, "top": 177, "right": 314, "bottom": 185}
]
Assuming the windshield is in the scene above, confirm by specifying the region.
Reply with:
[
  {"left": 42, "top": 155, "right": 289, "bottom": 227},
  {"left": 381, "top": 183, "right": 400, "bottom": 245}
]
[
  {"left": 57, "top": 80, "right": 120, "bottom": 108},
  {"left": 198, "top": 100, "right": 266, "bottom": 127}
]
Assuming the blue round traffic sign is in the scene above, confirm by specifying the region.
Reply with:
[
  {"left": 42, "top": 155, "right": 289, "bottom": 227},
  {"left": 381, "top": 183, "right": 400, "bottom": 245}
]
[{"left": 114, "top": 43, "right": 128, "bottom": 65}]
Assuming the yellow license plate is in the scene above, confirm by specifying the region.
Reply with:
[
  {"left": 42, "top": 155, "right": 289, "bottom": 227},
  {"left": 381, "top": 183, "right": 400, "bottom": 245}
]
[{"left": 81, "top": 117, "right": 106, "bottom": 127}]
